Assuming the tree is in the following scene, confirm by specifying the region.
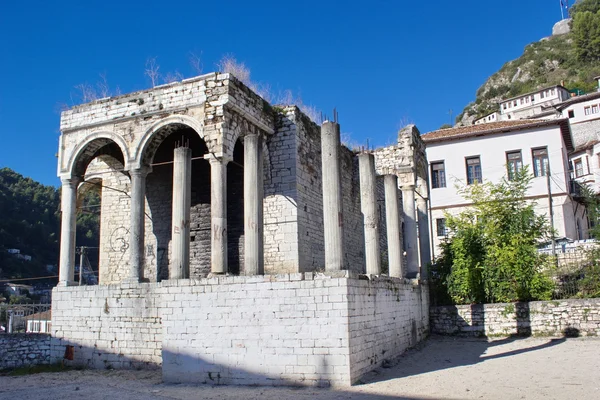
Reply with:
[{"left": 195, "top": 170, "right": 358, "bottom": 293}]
[
  {"left": 430, "top": 168, "right": 555, "bottom": 304},
  {"left": 573, "top": 10, "right": 600, "bottom": 61}
]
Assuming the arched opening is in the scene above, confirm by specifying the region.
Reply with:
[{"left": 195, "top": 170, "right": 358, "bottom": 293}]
[
  {"left": 74, "top": 140, "right": 127, "bottom": 285},
  {"left": 227, "top": 139, "right": 245, "bottom": 274},
  {"left": 144, "top": 124, "right": 210, "bottom": 280}
]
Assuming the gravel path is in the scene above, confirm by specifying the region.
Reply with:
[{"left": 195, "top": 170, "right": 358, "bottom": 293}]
[{"left": 1, "top": 336, "right": 598, "bottom": 400}]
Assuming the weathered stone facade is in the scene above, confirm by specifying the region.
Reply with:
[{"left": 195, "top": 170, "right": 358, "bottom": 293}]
[
  {"left": 51, "top": 274, "right": 428, "bottom": 386},
  {"left": 0, "top": 334, "right": 52, "bottom": 369},
  {"left": 54, "top": 72, "right": 430, "bottom": 386},
  {"left": 430, "top": 299, "right": 600, "bottom": 337}
]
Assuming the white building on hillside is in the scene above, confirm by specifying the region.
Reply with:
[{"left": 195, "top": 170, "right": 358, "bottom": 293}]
[
  {"left": 499, "top": 85, "right": 571, "bottom": 121},
  {"left": 474, "top": 112, "right": 500, "bottom": 125},
  {"left": 423, "top": 119, "right": 588, "bottom": 257}
]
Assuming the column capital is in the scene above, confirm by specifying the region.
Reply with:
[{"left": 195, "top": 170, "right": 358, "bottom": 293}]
[
  {"left": 243, "top": 131, "right": 263, "bottom": 139},
  {"left": 400, "top": 184, "right": 415, "bottom": 192},
  {"left": 204, "top": 154, "right": 233, "bottom": 165},
  {"left": 126, "top": 166, "right": 151, "bottom": 178},
  {"left": 60, "top": 176, "right": 82, "bottom": 187}
]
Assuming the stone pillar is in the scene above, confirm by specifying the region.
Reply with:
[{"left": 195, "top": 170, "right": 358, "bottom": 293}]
[
  {"left": 128, "top": 168, "right": 148, "bottom": 282},
  {"left": 321, "top": 121, "right": 344, "bottom": 271},
  {"left": 58, "top": 177, "right": 80, "bottom": 286},
  {"left": 208, "top": 156, "right": 229, "bottom": 274},
  {"left": 244, "top": 133, "right": 264, "bottom": 275},
  {"left": 417, "top": 196, "right": 432, "bottom": 279},
  {"left": 384, "top": 175, "right": 403, "bottom": 278},
  {"left": 402, "top": 185, "right": 419, "bottom": 278},
  {"left": 359, "top": 153, "right": 381, "bottom": 275},
  {"left": 171, "top": 147, "right": 192, "bottom": 279}
]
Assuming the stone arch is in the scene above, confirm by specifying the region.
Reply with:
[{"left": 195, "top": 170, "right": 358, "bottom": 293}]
[
  {"left": 135, "top": 115, "right": 206, "bottom": 168},
  {"left": 65, "top": 132, "right": 130, "bottom": 178}
]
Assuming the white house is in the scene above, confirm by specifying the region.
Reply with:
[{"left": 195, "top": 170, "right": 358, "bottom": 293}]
[
  {"left": 423, "top": 119, "right": 589, "bottom": 256},
  {"left": 499, "top": 85, "right": 571, "bottom": 121},
  {"left": 474, "top": 111, "right": 500, "bottom": 125},
  {"left": 4, "top": 283, "right": 34, "bottom": 296},
  {"left": 25, "top": 310, "right": 52, "bottom": 334}
]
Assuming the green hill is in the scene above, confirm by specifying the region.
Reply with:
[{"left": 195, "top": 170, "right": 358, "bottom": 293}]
[
  {"left": 457, "top": 0, "right": 600, "bottom": 125},
  {"left": 0, "top": 168, "right": 99, "bottom": 287}
]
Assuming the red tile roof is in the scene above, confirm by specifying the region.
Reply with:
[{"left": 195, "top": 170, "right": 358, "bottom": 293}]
[{"left": 422, "top": 119, "right": 573, "bottom": 150}]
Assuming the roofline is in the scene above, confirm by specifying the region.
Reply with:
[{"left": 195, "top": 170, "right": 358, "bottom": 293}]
[
  {"left": 423, "top": 119, "right": 570, "bottom": 146},
  {"left": 555, "top": 90, "right": 600, "bottom": 110},
  {"left": 499, "top": 85, "right": 567, "bottom": 104}
]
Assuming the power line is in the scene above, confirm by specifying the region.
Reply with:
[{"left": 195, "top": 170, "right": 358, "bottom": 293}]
[{"left": 0, "top": 275, "right": 58, "bottom": 283}]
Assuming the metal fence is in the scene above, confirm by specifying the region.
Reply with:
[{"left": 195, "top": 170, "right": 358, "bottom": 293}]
[{"left": 0, "top": 304, "right": 51, "bottom": 334}]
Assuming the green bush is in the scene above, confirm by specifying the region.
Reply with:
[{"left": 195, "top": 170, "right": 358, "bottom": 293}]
[{"left": 430, "top": 168, "right": 554, "bottom": 304}]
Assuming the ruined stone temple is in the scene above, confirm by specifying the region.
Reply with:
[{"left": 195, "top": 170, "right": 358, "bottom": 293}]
[{"left": 52, "top": 72, "right": 431, "bottom": 386}]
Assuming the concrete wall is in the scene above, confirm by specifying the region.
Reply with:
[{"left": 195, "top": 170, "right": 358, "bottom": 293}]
[
  {"left": 51, "top": 275, "right": 429, "bottom": 386},
  {"left": 430, "top": 298, "right": 600, "bottom": 337},
  {"left": 0, "top": 334, "right": 52, "bottom": 369}
]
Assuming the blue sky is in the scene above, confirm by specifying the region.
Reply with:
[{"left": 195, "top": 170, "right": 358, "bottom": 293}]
[{"left": 0, "top": 0, "right": 567, "bottom": 186}]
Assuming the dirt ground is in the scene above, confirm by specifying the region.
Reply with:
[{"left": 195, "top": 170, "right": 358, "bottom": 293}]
[{"left": 1, "top": 336, "right": 599, "bottom": 400}]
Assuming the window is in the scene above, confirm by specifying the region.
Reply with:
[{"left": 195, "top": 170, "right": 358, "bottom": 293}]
[
  {"left": 513, "top": 100, "right": 517, "bottom": 107},
  {"left": 551, "top": 89, "right": 555, "bottom": 95},
  {"left": 585, "top": 106, "right": 591, "bottom": 116},
  {"left": 520, "top": 98, "right": 524, "bottom": 105},
  {"left": 568, "top": 110, "right": 575, "bottom": 118},
  {"left": 531, "top": 95, "right": 535, "bottom": 102},
  {"left": 466, "top": 156, "right": 482, "bottom": 185},
  {"left": 541, "top": 91, "right": 545, "bottom": 99},
  {"left": 431, "top": 161, "right": 446, "bottom": 188},
  {"left": 436, "top": 218, "right": 447, "bottom": 237},
  {"left": 506, "top": 150, "right": 523, "bottom": 180},
  {"left": 593, "top": 104, "right": 599, "bottom": 114},
  {"left": 532, "top": 147, "right": 549, "bottom": 177},
  {"left": 574, "top": 158, "right": 584, "bottom": 177},
  {"left": 503, "top": 103, "right": 507, "bottom": 110}
]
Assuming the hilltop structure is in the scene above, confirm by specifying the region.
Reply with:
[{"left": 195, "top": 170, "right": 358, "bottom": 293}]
[{"left": 53, "top": 72, "right": 431, "bottom": 386}]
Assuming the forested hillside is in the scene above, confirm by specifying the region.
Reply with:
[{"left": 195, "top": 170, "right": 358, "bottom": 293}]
[
  {"left": 458, "top": 0, "right": 600, "bottom": 125},
  {"left": 0, "top": 168, "right": 99, "bottom": 284}
]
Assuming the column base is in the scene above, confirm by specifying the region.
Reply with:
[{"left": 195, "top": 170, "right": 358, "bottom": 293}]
[{"left": 57, "top": 281, "right": 78, "bottom": 287}]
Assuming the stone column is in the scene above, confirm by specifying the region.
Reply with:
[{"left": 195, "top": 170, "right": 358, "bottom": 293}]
[
  {"left": 417, "top": 196, "right": 432, "bottom": 279},
  {"left": 402, "top": 185, "right": 419, "bottom": 278},
  {"left": 58, "top": 177, "right": 80, "bottom": 286},
  {"left": 359, "top": 153, "right": 381, "bottom": 275},
  {"left": 128, "top": 168, "right": 148, "bottom": 282},
  {"left": 244, "top": 133, "right": 264, "bottom": 275},
  {"left": 321, "top": 121, "right": 344, "bottom": 271},
  {"left": 171, "top": 147, "right": 192, "bottom": 279},
  {"left": 208, "top": 156, "right": 229, "bottom": 274},
  {"left": 384, "top": 175, "right": 403, "bottom": 278}
]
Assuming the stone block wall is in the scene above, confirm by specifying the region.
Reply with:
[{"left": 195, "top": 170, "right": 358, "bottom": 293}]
[
  {"left": 51, "top": 275, "right": 429, "bottom": 386},
  {"left": 430, "top": 299, "right": 600, "bottom": 337},
  {"left": 570, "top": 119, "right": 600, "bottom": 147},
  {"left": 263, "top": 109, "right": 301, "bottom": 273},
  {"left": 51, "top": 284, "right": 163, "bottom": 369},
  {"left": 0, "top": 334, "right": 52, "bottom": 369},
  {"left": 347, "top": 278, "right": 428, "bottom": 383}
]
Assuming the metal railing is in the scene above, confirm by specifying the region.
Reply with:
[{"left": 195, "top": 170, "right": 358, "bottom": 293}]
[{"left": 0, "top": 304, "right": 51, "bottom": 334}]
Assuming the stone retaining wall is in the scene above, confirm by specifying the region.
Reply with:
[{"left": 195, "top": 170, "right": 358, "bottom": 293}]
[
  {"left": 52, "top": 274, "right": 429, "bottom": 386},
  {"left": 430, "top": 298, "right": 600, "bottom": 337},
  {"left": 0, "top": 334, "right": 52, "bottom": 369}
]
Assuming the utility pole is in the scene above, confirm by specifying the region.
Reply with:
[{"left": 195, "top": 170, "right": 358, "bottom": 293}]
[
  {"left": 78, "top": 246, "right": 85, "bottom": 285},
  {"left": 547, "top": 172, "right": 557, "bottom": 257}
]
